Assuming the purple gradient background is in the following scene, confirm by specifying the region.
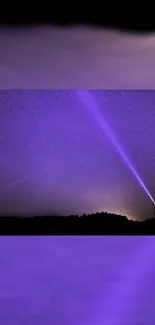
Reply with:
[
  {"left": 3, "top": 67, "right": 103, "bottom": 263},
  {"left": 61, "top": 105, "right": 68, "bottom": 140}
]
[
  {"left": 0, "top": 90, "right": 155, "bottom": 220},
  {"left": 0, "top": 236, "right": 155, "bottom": 325},
  {"left": 1, "top": 26, "right": 155, "bottom": 325}
]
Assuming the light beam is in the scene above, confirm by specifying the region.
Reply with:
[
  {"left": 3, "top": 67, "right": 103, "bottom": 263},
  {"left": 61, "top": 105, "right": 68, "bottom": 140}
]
[{"left": 77, "top": 89, "right": 155, "bottom": 205}]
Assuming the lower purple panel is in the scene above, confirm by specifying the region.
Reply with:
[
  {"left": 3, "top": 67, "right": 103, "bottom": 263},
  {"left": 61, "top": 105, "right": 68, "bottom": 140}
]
[{"left": 0, "top": 236, "right": 155, "bottom": 325}]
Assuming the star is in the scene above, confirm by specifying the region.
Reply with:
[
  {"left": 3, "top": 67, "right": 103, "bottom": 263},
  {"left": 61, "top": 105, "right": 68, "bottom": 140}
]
[{"left": 0, "top": 89, "right": 154, "bottom": 220}]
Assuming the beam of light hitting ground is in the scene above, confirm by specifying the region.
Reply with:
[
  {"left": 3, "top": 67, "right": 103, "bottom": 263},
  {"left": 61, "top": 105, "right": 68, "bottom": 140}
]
[{"left": 76, "top": 90, "right": 155, "bottom": 205}]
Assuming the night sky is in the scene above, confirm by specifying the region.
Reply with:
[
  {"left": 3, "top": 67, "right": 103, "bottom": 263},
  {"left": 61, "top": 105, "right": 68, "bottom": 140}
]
[{"left": 0, "top": 90, "right": 155, "bottom": 220}]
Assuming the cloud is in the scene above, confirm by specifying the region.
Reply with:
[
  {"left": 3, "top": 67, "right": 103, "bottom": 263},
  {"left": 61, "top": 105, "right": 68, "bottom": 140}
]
[{"left": 0, "top": 26, "right": 155, "bottom": 88}]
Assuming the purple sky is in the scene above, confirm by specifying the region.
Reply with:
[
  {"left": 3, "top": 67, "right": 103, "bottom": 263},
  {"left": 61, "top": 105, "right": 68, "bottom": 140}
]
[{"left": 0, "top": 90, "right": 155, "bottom": 220}]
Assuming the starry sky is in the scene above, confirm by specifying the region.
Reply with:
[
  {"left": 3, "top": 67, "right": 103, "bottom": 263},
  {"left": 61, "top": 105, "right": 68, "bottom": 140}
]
[{"left": 0, "top": 90, "right": 155, "bottom": 220}]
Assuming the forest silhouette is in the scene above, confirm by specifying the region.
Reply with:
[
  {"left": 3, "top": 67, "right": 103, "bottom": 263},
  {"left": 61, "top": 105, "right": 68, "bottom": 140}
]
[{"left": 0, "top": 211, "right": 155, "bottom": 235}]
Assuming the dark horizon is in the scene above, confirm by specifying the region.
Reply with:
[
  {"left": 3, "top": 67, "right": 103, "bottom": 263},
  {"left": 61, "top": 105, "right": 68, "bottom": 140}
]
[
  {"left": 0, "top": 209, "right": 154, "bottom": 221},
  {"left": 0, "top": 90, "right": 155, "bottom": 220},
  {"left": 0, "top": 210, "right": 155, "bottom": 236},
  {"left": 0, "top": 8, "right": 155, "bottom": 33}
]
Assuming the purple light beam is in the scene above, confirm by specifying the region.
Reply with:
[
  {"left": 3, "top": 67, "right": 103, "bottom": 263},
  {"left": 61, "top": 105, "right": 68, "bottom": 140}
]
[{"left": 77, "top": 90, "right": 155, "bottom": 205}]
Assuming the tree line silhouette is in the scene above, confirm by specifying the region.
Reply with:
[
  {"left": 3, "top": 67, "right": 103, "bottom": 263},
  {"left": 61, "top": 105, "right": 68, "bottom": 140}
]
[{"left": 0, "top": 211, "right": 155, "bottom": 235}]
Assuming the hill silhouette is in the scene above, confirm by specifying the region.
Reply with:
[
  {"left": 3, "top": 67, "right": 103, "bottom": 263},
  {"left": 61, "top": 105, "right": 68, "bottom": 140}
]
[{"left": 0, "top": 211, "right": 155, "bottom": 235}]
